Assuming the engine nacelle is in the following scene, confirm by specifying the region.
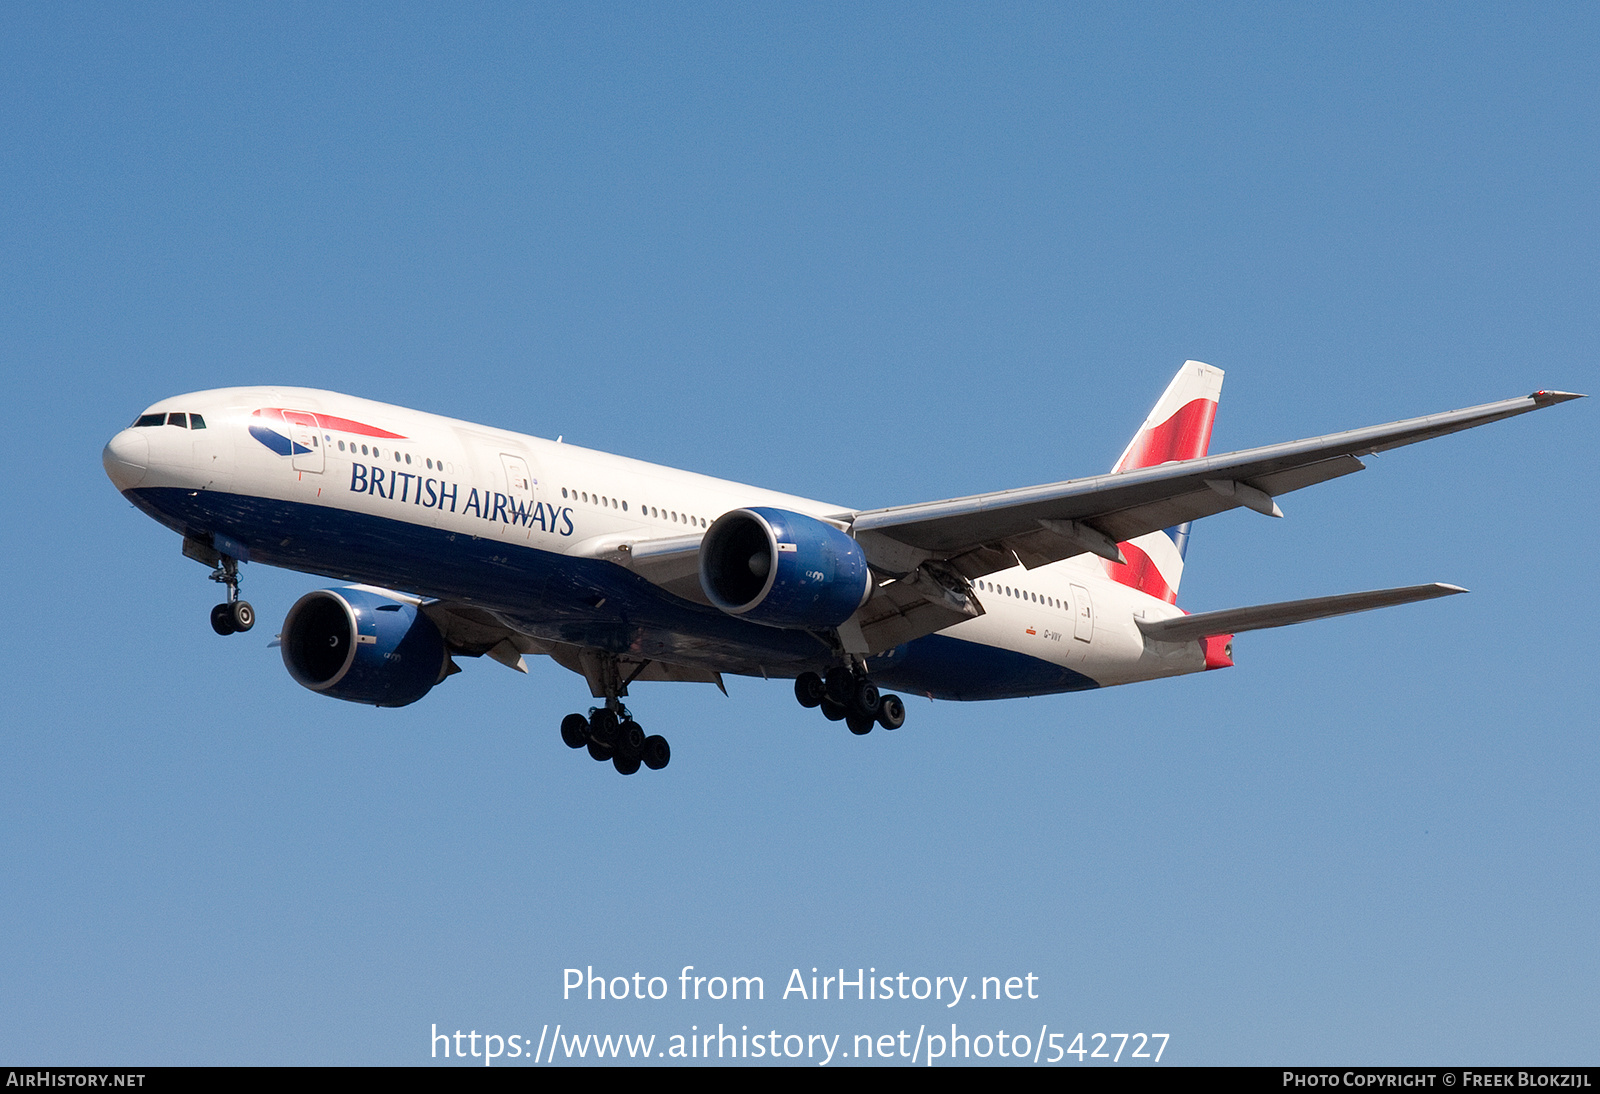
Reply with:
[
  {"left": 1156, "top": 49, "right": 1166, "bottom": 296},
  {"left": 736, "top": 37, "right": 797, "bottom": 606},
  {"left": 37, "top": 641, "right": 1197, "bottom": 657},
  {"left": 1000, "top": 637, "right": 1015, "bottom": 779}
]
[
  {"left": 700, "top": 507, "right": 871, "bottom": 629},
  {"left": 280, "top": 588, "right": 449, "bottom": 707}
]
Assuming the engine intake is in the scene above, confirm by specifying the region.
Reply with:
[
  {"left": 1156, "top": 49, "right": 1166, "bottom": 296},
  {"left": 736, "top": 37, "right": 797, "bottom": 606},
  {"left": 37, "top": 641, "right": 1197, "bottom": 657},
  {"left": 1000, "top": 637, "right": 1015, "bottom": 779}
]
[
  {"left": 281, "top": 588, "right": 449, "bottom": 707},
  {"left": 700, "top": 507, "right": 870, "bottom": 629}
]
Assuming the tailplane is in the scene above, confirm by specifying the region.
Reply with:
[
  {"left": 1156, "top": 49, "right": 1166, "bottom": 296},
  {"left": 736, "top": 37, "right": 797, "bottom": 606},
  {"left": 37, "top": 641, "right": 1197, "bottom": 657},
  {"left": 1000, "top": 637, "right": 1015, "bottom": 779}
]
[{"left": 1104, "top": 361, "right": 1224, "bottom": 604}]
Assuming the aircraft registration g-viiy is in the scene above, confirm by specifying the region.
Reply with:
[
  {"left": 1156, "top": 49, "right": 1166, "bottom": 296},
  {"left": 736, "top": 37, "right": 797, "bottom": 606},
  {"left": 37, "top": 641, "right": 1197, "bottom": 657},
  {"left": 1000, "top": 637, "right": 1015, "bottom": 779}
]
[{"left": 103, "top": 363, "right": 1580, "bottom": 775}]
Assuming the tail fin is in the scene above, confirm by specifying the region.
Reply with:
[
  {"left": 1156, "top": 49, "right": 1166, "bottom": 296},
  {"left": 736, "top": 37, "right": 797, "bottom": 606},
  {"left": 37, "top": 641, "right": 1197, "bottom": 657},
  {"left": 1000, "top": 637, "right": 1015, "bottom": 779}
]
[{"left": 1103, "top": 361, "right": 1224, "bottom": 604}]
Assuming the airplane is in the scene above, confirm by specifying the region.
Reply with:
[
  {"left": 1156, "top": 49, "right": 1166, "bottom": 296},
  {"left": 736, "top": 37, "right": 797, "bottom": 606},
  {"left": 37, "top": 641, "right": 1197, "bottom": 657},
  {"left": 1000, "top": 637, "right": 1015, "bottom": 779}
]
[{"left": 101, "top": 362, "right": 1580, "bottom": 775}]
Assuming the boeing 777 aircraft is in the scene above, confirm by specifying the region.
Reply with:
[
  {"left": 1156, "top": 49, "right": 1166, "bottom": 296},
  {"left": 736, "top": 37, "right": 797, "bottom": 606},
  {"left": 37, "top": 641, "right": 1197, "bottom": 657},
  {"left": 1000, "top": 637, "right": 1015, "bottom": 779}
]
[{"left": 102, "top": 363, "right": 1580, "bottom": 775}]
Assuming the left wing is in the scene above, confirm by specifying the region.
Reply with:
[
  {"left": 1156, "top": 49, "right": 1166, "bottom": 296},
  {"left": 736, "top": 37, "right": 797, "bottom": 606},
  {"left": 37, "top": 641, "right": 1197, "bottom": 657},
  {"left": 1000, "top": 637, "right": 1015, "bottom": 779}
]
[
  {"left": 849, "top": 390, "right": 1581, "bottom": 581},
  {"left": 553, "top": 389, "right": 1578, "bottom": 657}
]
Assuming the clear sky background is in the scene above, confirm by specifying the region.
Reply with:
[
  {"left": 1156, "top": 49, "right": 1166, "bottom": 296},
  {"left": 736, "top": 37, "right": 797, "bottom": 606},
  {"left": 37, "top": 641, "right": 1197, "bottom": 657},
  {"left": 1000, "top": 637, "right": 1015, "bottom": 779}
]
[{"left": 2, "top": 2, "right": 1595, "bottom": 1066}]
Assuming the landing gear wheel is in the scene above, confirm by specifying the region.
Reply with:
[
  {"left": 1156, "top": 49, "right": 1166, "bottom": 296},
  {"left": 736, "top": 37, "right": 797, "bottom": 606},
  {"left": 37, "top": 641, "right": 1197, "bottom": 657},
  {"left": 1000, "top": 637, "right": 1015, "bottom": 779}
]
[
  {"left": 615, "top": 719, "right": 646, "bottom": 761},
  {"left": 588, "top": 709, "right": 619, "bottom": 749},
  {"left": 560, "top": 713, "right": 589, "bottom": 749},
  {"left": 209, "top": 603, "right": 236, "bottom": 636},
  {"left": 819, "top": 698, "right": 847, "bottom": 722},
  {"left": 794, "top": 672, "right": 825, "bottom": 709},
  {"left": 229, "top": 600, "right": 255, "bottom": 632},
  {"left": 848, "top": 678, "right": 880, "bottom": 719},
  {"left": 846, "top": 710, "right": 876, "bottom": 735},
  {"left": 566, "top": 651, "right": 664, "bottom": 775},
  {"left": 876, "top": 693, "right": 906, "bottom": 731},
  {"left": 825, "top": 667, "right": 855, "bottom": 707},
  {"left": 642, "top": 735, "right": 671, "bottom": 771}
]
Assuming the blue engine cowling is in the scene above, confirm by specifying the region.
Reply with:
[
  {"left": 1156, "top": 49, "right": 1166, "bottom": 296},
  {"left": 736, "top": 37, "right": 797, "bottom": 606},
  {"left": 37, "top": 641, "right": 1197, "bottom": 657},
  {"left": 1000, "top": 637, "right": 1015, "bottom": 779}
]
[
  {"left": 700, "top": 507, "right": 871, "bottom": 629},
  {"left": 280, "top": 588, "right": 449, "bottom": 707}
]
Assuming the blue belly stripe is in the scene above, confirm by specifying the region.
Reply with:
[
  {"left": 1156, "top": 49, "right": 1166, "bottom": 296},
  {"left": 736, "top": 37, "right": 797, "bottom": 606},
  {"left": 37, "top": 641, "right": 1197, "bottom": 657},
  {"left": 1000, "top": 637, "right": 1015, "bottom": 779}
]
[
  {"left": 869, "top": 633, "right": 1100, "bottom": 701},
  {"left": 125, "top": 486, "right": 1101, "bottom": 699}
]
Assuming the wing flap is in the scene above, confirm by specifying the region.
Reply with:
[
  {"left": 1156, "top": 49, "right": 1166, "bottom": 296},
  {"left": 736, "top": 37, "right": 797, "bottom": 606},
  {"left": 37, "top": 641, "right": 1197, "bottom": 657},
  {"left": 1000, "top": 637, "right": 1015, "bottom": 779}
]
[
  {"left": 547, "top": 645, "right": 727, "bottom": 697},
  {"left": 1136, "top": 582, "right": 1467, "bottom": 643},
  {"left": 853, "top": 567, "right": 983, "bottom": 653}
]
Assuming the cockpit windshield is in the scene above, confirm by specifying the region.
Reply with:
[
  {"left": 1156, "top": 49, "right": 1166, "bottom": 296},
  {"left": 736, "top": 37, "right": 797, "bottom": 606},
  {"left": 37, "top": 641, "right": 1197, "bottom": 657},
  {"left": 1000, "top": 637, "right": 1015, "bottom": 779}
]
[{"left": 133, "top": 411, "right": 206, "bottom": 429}]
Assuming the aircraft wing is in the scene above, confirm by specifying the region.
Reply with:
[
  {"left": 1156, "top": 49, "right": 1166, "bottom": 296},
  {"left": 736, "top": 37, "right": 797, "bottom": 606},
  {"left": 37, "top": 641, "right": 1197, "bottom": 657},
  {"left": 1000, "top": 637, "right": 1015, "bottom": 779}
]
[
  {"left": 420, "top": 599, "right": 728, "bottom": 693},
  {"left": 533, "top": 389, "right": 1577, "bottom": 659},
  {"left": 850, "top": 390, "right": 1582, "bottom": 579}
]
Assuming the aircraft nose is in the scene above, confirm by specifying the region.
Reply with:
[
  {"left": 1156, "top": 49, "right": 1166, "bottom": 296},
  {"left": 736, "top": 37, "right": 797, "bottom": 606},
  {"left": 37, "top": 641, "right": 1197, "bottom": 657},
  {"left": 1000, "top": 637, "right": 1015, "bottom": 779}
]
[{"left": 103, "top": 429, "right": 148, "bottom": 490}]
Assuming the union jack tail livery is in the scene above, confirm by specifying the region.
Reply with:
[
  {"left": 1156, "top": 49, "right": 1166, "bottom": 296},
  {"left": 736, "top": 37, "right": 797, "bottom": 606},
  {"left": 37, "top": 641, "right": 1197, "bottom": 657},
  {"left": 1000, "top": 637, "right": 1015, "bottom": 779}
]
[{"left": 1104, "top": 360, "right": 1225, "bottom": 604}]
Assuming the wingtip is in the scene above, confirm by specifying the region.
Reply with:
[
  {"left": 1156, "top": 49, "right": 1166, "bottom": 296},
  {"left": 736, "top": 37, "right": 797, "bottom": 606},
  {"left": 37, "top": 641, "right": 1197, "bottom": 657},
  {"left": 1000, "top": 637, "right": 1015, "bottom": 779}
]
[
  {"left": 1531, "top": 390, "right": 1585, "bottom": 405},
  {"left": 1434, "top": 583, "right": 1469, "bottom": 595}
]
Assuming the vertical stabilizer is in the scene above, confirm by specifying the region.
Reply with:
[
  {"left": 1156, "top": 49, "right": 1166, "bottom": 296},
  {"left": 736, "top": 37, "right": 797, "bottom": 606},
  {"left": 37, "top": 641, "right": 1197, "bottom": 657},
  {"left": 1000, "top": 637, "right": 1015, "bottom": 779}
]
[{"left": 1103, "top": 361, "right": 1224, "bottom": 603}]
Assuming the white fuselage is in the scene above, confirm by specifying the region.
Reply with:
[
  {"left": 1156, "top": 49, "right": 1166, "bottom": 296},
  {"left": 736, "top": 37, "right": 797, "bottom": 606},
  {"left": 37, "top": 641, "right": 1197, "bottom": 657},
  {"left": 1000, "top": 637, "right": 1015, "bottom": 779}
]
[{"left": 104, "top": 387, "right": 1209, "bottom": 701}]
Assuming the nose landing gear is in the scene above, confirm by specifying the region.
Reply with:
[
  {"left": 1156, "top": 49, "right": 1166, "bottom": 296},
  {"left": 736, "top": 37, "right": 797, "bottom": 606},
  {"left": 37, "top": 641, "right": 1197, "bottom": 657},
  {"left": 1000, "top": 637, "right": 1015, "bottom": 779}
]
[{"left": 206, "top": 554, "right": 255, "bottom": 635}]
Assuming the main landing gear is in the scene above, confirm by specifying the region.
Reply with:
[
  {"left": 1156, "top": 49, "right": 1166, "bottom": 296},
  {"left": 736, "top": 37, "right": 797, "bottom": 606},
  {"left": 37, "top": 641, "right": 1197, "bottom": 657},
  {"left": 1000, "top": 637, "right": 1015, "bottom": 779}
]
[
  {"left": 793, "top": 666, "right": 906, "bottom": 735},
  {"left": 559, "top": 651, "right": 669, "bottom": 775},
  {"left": 560, "top": 704, "right": 671, "bottom": 776},
  {"left": 207, "top": 555, "right": 255, "bottom": 636}
]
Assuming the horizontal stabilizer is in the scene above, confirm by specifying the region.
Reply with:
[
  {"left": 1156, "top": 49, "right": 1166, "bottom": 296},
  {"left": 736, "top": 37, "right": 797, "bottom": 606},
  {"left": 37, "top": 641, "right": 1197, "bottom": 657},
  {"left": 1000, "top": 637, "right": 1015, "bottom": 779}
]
[{"left": 1137, "top": 582, "right": 1467, "bottom": 643}]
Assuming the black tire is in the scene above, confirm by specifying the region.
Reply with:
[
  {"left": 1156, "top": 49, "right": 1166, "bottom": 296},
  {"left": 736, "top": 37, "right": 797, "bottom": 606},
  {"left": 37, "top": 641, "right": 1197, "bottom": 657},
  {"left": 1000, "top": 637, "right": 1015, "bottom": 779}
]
[
  {"left": 819, "top": 698, "right": 847, "bottom": 722},
  {"left": 794, "top": 672, "right": 825, "bottom": 709},
  {"left": 560, "top": 713, "right": 589, "bottom": 749},
  {"left": 846, "top": 710, "right": 875, "bottom": 735},
  {"left": 849, "top": 678, "right": 880, "bottom": 719},
  {"left": 876, "top": 693, "right": 906, "bottom": 731},
  {"left": 589, "top": 709, "right": 619, "bottom": 748},
  {"left": 616, "top": 719, "right": 646, "bottom": 760},
  {"left": 613, "top": 752, "right": 641, "bottom": 775},
  {"left": 825, "top": 667, "right": 854, "bottom": 706},
  {"left": 210, "top": 603, "right": 236, "bottom": 636},
  {"left": 642, "top": 735, "right": 670, "bottom": 771},
  {"left": 587, "top": 740, "right": 613, "bottom": 762},
  {"left": 230, "top": 600, "right": 255, "bottom": 632}
]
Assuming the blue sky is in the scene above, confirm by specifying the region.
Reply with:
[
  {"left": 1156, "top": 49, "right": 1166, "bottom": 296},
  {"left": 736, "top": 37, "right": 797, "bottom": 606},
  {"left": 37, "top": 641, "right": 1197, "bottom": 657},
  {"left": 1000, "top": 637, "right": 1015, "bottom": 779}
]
[{"left": 2, "top": 3, "right": 1595, "bottom": 1066}]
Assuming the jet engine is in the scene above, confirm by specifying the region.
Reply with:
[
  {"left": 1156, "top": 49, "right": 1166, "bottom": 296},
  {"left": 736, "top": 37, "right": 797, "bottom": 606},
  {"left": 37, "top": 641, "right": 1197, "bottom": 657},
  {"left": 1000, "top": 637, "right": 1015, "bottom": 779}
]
[
  {"left": 700, "top": 507, "right": 871, "bottom": 629},
  {"left": 280, "top": 588, "right": 450, "bottom": 707}
]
